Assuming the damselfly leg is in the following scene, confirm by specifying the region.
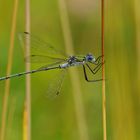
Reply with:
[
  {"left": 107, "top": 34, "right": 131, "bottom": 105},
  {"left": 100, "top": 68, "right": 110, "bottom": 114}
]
[
  {"left": 94, "top": 55, "right": 104, "bottom": 65},
  {"left": 82, "top": 60, "right": 104, "bottom": 82},
  {"left": 86, "top": 61, "right": 105, "bottom": 74}
]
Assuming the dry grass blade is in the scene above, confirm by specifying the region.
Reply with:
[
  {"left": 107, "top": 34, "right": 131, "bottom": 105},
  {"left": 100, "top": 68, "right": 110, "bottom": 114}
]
[
  {"left": 101, "top": 0, "right": 107, "bottom": 140},
  {"left": 0, "top": 0, "right": 18, "bottom": 140},
  {"left": 23, "top": 0, "right": 31, "bottom": 140},
  {"left": 58, "top": 0, "right": 89, "bottom": 140}
]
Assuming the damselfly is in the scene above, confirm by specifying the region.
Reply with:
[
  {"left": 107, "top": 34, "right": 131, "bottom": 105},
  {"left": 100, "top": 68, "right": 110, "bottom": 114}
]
[{"left": 0, "top": 32, "right": 104, "bottom": 96}]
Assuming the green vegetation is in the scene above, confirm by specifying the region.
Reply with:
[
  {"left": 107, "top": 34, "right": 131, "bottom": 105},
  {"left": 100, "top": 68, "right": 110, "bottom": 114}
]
[{"left": 0, "top": 0, "right": 139, "bottom": 140}]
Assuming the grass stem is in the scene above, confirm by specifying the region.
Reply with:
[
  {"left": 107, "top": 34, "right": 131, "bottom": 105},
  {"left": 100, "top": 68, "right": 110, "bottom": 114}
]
[
  {"left": 58, "top": 0, "right": 89, "bottom": 140},
  {"left": 0, "top": 0, "right": 18, "bottom": 140},
  {"left": 23, "top": 0, "right": 31, "bottom": 140},
  {"left": 134, "top": 0, "right": 140, "bottom": 85},
  {"left": 101, "top": 0, "right": 107, "bottom": 140}
]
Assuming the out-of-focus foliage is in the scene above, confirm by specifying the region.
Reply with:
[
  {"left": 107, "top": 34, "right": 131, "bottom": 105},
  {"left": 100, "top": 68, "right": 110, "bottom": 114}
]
[{"left": 0, "top": 0, "right": 139, "bottom": 140}]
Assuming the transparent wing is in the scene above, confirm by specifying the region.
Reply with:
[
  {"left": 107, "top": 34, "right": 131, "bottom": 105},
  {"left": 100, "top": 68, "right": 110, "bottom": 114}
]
[
  {"left": 25, "top": 54, "right": 66, "bottom": 64},
  {"left": 18, "top": 32, "right": 66, "bottom": 63},
  {"left": 45, "top": 69, "right": 67, "bottom": 99}
]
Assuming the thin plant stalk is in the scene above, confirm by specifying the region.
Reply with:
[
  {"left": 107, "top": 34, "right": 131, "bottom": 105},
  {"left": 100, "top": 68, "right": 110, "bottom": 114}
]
[
  {"left": 0, "top": 0, "right": 18, "bottom": 140},
  {"left": 134, "top": 1, "right": 140, "bottom": 138},
  {"left": 58, "top": 0, "right": 89, "bottom": 140},
  {"left": 6, "top": 96, "right": 16, "bottom": 140},
  {"left": 101, "top": 0, "right": 107, "bottom": 140},
  {"left": 23, "top": 0, "right": 31, "bottom": 140},
  {"left": 134, "top": 0, "right": 140, "bottom": 87},
  {"left": 23, "top": 103, "right": 28, "bottom": 140}
]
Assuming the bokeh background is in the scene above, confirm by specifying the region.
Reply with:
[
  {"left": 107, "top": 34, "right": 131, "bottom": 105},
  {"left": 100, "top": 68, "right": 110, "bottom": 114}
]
[{"left": 0, "top": 0, "right": 140, "bottom": 140}]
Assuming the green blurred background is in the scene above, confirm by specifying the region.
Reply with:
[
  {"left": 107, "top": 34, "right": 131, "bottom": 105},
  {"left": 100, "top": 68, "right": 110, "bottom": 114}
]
[{"left": 0, "top": 0, "right": 140, "bottom": 140}]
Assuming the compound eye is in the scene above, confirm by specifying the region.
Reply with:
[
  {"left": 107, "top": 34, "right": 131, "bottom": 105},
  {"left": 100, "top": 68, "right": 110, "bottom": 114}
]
[{"left": 87, "top": 55, "right": 93, "bottom": 61}]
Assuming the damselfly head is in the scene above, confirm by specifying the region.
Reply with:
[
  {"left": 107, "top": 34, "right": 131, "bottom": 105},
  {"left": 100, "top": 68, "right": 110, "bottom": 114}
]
[{"left": 86, "top": 53, "right": 96, "bottom": 62}]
